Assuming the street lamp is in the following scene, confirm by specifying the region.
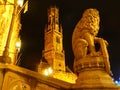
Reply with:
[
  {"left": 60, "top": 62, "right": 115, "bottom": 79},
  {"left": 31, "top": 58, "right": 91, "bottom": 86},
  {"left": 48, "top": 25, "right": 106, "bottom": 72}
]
[
  {"left": 0, "top": 0, "right": 27, "bottom": 64},
  {"left": 15, "top": 37, "right": 21, "bottom": 64},
  {"left": 16, "top": 38, "right": 21, "bottom": 52}
]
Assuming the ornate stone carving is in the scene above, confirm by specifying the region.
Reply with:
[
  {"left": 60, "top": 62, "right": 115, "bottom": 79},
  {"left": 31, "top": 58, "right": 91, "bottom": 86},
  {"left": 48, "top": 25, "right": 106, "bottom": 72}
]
[
  {"left": 0, "top": 2, "right": 6, "bottom": 50},
  {"left": 72, "top": 8, "right": 110, "bottom": 74},
  {"left": 72, "top": 8, "right": 118, "bottom": 89}
]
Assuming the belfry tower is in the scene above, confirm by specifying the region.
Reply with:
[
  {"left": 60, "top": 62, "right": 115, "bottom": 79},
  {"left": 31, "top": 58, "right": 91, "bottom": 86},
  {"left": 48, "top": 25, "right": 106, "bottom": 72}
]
[{"left": 42, "top": 6, "right": 65, "bottom": 72}]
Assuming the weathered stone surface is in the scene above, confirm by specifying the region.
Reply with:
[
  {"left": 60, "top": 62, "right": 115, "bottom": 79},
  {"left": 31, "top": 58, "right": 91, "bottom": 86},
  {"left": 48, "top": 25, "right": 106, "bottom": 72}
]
[
  {"left": 0, "top": 3, "right": 120, "bottom": 90},
  {"left": 0, "top": 0, "right": 21, "bottom": 64},
  {"left": 72, "top": 8, "right": 119, "bottom": 89},
  {"left": 0, "top": 64, "right": 73, "bottom": 90},
  {"left": 38, "top": 6, "right": 77, "bottom": 84},
  {"left": 42, "top": 6, "right": 66, "bottom": 71}
]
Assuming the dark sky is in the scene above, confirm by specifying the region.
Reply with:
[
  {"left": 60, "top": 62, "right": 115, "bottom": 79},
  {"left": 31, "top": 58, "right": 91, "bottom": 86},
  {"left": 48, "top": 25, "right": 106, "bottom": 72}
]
[{"left": 20, "top": 0, "right": 120, "bottom": 80}]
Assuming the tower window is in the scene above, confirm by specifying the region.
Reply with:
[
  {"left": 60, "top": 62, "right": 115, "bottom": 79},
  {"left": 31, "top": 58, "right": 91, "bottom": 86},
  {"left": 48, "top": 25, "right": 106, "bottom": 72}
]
[
  {"left": 56, "top": 37, "right": 60, "bottom": 43},
  {"left": 59, "top": 64, "right": 61, "bottom": 66},
  {"left": 48, "top": 21, "right": 51, "bottom": 25}
]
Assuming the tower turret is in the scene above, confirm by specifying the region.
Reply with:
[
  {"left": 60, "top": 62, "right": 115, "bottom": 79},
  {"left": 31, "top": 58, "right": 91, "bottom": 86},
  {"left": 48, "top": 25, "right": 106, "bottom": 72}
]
[{"left": 43, "top": 6, "right": 65, "bottom": 72}]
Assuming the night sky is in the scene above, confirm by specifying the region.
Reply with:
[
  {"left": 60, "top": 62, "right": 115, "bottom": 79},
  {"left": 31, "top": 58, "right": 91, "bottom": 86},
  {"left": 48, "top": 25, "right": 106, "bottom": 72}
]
[{"left": 20, "top": 0, "right": 120, "bottom": 80}]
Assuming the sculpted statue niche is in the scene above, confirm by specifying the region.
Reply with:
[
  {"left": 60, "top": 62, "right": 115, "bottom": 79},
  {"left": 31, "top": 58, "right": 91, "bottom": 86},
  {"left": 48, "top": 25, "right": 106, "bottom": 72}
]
[{"left": 72, "top": 8, "right": 110, "bottom": 74}]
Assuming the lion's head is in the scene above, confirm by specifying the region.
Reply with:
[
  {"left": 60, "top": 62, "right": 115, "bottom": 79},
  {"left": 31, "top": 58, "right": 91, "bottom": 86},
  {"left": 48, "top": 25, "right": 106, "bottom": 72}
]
[{"left": 78, "top": 8, "right": 100, "bottom": 36}]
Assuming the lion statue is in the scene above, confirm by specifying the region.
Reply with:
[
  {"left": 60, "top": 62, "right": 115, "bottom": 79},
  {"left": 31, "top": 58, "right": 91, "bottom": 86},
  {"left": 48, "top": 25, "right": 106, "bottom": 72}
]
[
  {"left": 72, "top": 8, "right": 110, "bottom": 74},
  {"left": 72, "top": 8, "right": 100, "bottom": 58}
]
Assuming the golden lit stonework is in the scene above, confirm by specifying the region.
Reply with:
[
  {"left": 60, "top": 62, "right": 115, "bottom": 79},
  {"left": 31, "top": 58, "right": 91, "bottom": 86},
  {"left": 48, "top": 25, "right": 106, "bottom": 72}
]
[
  {"left": 72, "top": 8, "right": 118, "bottom": 89},
  {"left": 0, "top": 0, "right": 22, "bottom": 64},
  {"left": 43, "top": 6, "right": 65, "bottom": 71},
  {"left": 0, "top": 1, "right": 120, "bottom": 89},
  {"left": 37, "top": 6, "right": 77, "bottom": 83}
]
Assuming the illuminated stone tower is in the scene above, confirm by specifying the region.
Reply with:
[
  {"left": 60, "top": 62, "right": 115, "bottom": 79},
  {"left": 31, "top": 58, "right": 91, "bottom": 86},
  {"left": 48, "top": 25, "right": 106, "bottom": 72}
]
[{"left": 43, "top": 6, "right": 65, "bottom": 71}]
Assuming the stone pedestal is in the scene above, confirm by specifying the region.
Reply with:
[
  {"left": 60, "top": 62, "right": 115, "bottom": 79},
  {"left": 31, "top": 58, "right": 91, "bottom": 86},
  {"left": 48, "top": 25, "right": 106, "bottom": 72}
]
[{"left": 73, "top": 56, "right": 119, "bottom": 90}]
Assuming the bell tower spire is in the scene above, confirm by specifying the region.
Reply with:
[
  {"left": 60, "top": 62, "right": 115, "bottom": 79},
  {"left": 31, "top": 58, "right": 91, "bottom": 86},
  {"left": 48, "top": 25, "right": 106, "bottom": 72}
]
[{"left": 43, "top": 6, "right": 65, "bottom": 71}]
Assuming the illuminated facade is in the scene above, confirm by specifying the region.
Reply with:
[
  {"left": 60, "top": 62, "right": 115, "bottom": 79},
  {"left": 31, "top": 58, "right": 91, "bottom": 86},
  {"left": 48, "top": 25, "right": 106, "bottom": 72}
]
[
  {"left": 0, "top": 0, "right": 21, "bottom": 64},
  {"left": 38, "top": 6, "right": 77, "bottom": 83},
  {"left": 43, "top": 6, "right": 65, "bottom": 71},
  {"left": 0, "top": 1, "right": 120, "bottom": 90}
]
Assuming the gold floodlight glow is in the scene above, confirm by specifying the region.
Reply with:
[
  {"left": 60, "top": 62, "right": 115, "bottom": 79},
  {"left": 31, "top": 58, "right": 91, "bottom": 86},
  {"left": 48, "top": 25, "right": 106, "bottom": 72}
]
[
  {"left": 16, "top": 41, "right": 21, "bottom": 48},
  {"left": 17, "top": 0, "right": 24, "bottom": 7},
  {"left": 16, "top": 38, "right": 21, "bottom": 52},
  {"left": 43, "top": 67, "right": 53, "bottom": 76}
]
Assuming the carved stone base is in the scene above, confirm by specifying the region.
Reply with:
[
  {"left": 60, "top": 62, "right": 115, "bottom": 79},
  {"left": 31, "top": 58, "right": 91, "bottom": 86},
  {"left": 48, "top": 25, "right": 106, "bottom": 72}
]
[
  {"left": 73, "top": 56, "right": 119, "bottom": 89},
  {"left": 73, "top": 70, "right": 118, "bottom": 89},
  {"left": 74, "top": 56, "right": 106, "bottom": 74}
]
